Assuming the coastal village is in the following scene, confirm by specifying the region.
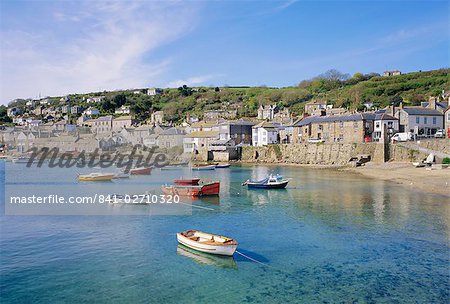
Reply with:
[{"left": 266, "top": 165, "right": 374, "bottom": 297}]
[{"left": 1, "top": 72, "right": 449, "bottom": 166}]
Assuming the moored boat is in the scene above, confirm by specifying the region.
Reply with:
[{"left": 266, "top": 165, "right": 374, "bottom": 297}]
[
  {"left": 174, "top": 178, "right": 201, "bottom": 185},
  {"left": 215, "top": 163, "right": 231, "bottom": 168},
  {"left": 113, "top": 172, "right": 130, "bottom": 179},
  {"left": 12, "top": 156, "right": 32, "bottom": 164},
  {"left": 161, "top": 165, "right": 187, "bottom": 170},
  {"left": 78, "top": 172, "right": 115, "bottom": 181},
  {"left": 192, "top": 164, "right": 216, "bottom": 171},
  {"left": 243, "top": 174, "right": 290, "bottom": 189},
  {"left": 162, "top": 182, "right": 220, "bottom": 197},
  {"left": 130, "top": 167, "right": 152, "bottom": 175},
  {"left": 176, "top": 230, "right": 238, "bottom": 256}
]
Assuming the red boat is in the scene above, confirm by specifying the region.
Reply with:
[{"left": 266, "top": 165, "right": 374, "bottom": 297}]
[
  {"left": 130, "top": 167, "right": 152, "bottom": 175},
  {"left": 162, "top": 182, "right": 220, "bottom": 197},
  {"left": 174, "top": 178, "right": 201, "bottom": 185}
]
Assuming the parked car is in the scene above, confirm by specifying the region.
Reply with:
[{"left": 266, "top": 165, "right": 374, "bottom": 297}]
[
  {"left": 391, "top": 132, "right": 413, "bottom": 142},
  {"left": 308, "top": 138, "right": 325, "bottom": 143},
  {"left": 434, "top": 129, "right": 445, "bottom": 138}
]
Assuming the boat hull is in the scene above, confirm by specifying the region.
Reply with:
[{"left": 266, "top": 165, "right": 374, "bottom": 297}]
[
  {"left": 174, "top": 178, "right": 201, "bottom": 185},
  {"left": 192, "top": 165, "right": 216, "bottom": 171},
  {"left": 78, "top": 174, "right": 114, "bottom": 181},
  {"left": 176, "top": 232, "right": 237, "bottom": 256},
  {"left": 130, "top": 167, "right": 152, "bottom": 175},
  {"left": 246, "top": 180, "right": 289, "bottom": 189},
  {"left": 162, "top": 182, "right": 220, "bottom": 197},
  {"left": 215, "top": 163, "right": 230, "bottom": 168}
]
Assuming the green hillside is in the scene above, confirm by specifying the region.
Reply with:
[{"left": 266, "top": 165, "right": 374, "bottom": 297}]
[{"left": 7, "top": 68, "right": 449, "bottom": 123}]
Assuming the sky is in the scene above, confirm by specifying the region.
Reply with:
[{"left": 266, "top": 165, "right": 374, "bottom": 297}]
[{"left": 0, "top": 0, "right": 448, "bottom": 104}]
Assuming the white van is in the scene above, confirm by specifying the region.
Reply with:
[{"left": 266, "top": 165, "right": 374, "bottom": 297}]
[{"left": 391, "top": 132, "right": 412, "bottom": 142}]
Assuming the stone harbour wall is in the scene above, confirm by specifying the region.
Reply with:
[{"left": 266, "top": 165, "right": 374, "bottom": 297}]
[{"left": 241, "top": 143, "right": 387, "bottom": 165}]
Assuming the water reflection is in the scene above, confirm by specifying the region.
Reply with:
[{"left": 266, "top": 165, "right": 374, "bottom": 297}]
[{"left": 176, "top": 245, "right": 237, "bottom": 269}]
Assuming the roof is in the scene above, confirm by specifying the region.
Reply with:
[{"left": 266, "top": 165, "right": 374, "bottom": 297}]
[
  {"left": 292, "top": 113, "right": 396, "bottom": 127},
  {"left": 190, "top": 122, "right": 217, "bottom": 128},
  {"left": 401, "top": 107, "right": 443, "bottom": 116},
  {"left": 113, "top": 115, "right": 133, "bottom": 121},
  {"left": 253, "top": 121, "right": 278, "bottom": 129},
  {"left": 219, "top": 120, "right": 256, "bottom": 126},
  {"left": 160, "top": 127, "right": 185, "bottom": 135},
  {"left": 186, "top": 131, "right": 219, "bottom": 138}
]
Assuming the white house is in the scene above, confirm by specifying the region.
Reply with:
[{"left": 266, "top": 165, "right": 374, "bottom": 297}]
[
  {"left": 115, "top": 105, "right": 131, "bottom": 115},
  {"left": 395, "top": 107, "right": 444, "bottom": 137},
  {"left": 372, "top": 113, "right": 399, "bottom": 142},
  {"left": 252, "top": 122, "right": 279, "bottom": 146},
  {"left": 147, "top": 88, "right": 162, "bottom": 96},
  {"left": 83, "top": 107, "right": 100, "bottom": 116}
]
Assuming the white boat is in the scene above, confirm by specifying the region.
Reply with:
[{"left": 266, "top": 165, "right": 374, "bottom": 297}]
[
  {"left": 191, "top": 164, "right": 216, "bottom": 171},
  {"left": 412, "top": 162, "right": 425, "bottom": 168},
  {"left": 176, "top": 230, "right": 238, "bottom": 256},
  {"left": 113, "top": 172, "right": 130, "bottom": 179},
  {"left": 78, "top": 172, "right": 115, "bottom": 181},
  {"left": 12, "top": 156, "right": 31, "bottom": 164}
]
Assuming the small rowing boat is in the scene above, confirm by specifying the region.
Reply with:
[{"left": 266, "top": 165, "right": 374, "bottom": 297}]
[
  {"left": 78, "top": 172, "right": 115, "bottom": 181},
  {"left": 243, "top": 174, "right": 290, "bottom": 189},
  {"left": 176, "top": 230, "right": 238, "bottom": 256},
  {"left": 130, "top": 167, "right": 152, "bottom": 175},
  {"left": 174, "top": 178, "right": 201, "bottom": 185},
  {"left": 192, "top": 164, "right": 216, "bottom": 171},
  {"left": 215, "top": 163, "right": 230, "bottom": 168},
  {"left": 162, "top": 182, "right": 220, "bottom": 197}
]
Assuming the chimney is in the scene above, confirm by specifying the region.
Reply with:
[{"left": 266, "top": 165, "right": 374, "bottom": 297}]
[{"left": 428, "top": 97, "right": 436, "bottom": 110}]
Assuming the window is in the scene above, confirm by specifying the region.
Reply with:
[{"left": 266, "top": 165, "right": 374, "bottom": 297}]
[
  {"left": 416, "top": 117, "right": 420, "bottom": 124},
  {"left": 424, "top": 117, "right": 428, "bottom": 124},
  {"left": 388, "top": 121, "right": 393, "bottom": 128},
  {"left": 376, "top": 122, "right": 380, "bottom": 129},
  {"left": 339, "top": 121, "right": 344, "bottom": 128},
  {"left": 432, "top": 117, "right": 436, "bottom": 125},
  {"left": 353, "top": 121, "right": 358, "bottom": 128}
]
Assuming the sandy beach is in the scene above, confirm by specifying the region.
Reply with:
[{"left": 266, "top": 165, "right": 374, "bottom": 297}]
[{"left": 344, "top": 162, "right": 450, "bottom": 197}]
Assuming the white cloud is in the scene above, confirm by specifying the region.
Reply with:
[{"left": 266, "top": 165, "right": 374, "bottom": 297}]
[
  {"left": 165, "top": 74, "right": 223, "bottom": 88},
  {"left": 0, "top": 1, "right": 201, "bottom": 103}
]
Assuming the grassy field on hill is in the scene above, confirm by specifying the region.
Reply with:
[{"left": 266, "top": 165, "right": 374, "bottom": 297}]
[{"left": 6, "top": 68, "right": 449, "bottom": 123}]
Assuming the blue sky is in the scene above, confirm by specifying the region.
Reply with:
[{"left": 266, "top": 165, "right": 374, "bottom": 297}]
[{"left": 0, "top": 0, "right": 448, "bottom": 103}]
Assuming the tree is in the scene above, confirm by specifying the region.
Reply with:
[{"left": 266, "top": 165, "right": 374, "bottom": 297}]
[
  {"left": 178, "top": 85, "right": 193, "bottom": 97},
  {"left": 0, "top": 105, "right": 12, "bottom": 123}
]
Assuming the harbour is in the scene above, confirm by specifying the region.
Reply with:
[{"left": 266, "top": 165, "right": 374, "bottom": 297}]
[{"left": 1, "top": 162, "right": 449, "bottom": 303}]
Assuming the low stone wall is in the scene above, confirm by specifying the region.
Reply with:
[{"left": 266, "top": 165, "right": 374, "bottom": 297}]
[
  {"left": 241, "top": 143, "right": 386, "bottom": 165},
  {"left": 414, "top": 139, "right": 450, "bottom": 155},
  {"left": 389, "top": 145, "right": 428, "bottom": 162}
]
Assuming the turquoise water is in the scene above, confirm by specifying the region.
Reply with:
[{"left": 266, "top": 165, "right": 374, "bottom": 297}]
[{"left": 1, "top": 162, "right": 449, "bottom": 303}]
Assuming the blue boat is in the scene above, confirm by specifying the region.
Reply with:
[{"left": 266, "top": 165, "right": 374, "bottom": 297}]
[{"left": 242, "top": 174, "right": 290, "bottom": 189}]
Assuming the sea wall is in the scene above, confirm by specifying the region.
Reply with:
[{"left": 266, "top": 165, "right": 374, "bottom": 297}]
[{"left": 240, "top": 143, "right": 387, "bottom": 165}]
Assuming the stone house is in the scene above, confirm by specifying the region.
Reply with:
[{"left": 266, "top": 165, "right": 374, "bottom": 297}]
[
  {"left": 112, "top": 115, "right": 135, "bottom": 131},
  {"left": 395, "top": 107, "right": 443, "bottom": 136},
  {"left": 150, "top": 111, "right": 164, "bottom": 125},
  {"left": 183, "top": 131, "right": 219, "bottom": 153},
  {"left": 204, "top": 110, "right": 237, "bottom": 121},
  {"left": 383, "top": 70, "right": 401, "bottom": 76},
  {"left": 85, "top": 116, "right": 113, "bottom": 134},
  {"left": 292, "top": 113, "right": 383, "bottom": 143},
  {"left": 444, "top": 107, "right": 450, "bottom": 138},
  {"left": 218, "top": 120, "right": 255, "bottom": 145},
  {"left": 257, "top": 104, "right": 278, "bottom": 120},
  {"left": 304, "top": 100, "right": 327, "bottom": 115},
  {"left": 157, "top": 127, "right": 185, "bottom": 150}
]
